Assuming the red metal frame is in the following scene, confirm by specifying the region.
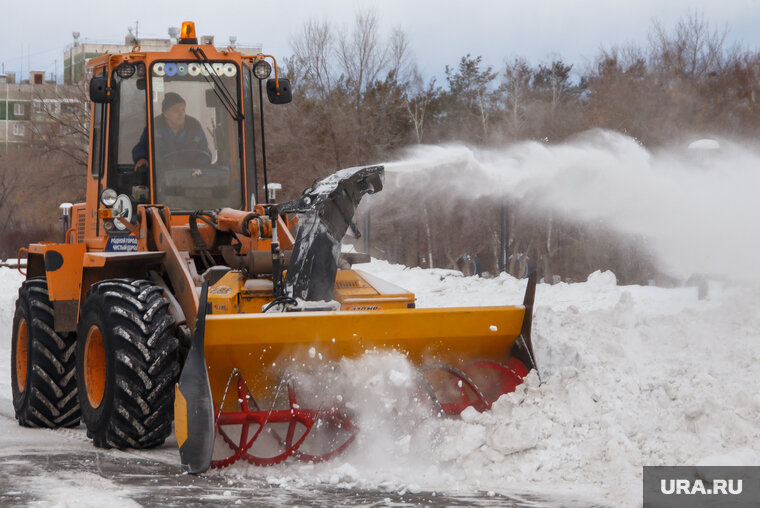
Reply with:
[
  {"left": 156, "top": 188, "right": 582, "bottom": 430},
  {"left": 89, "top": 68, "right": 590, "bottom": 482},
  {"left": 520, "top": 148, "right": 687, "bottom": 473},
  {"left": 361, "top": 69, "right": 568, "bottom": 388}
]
[
  {"left": 211, "top": 378, "right": 357, "bottom": 469},
  {"left": 422, "top": 358, "right": 528, "bottom": 415},
  {"left": 210, "top": 358, "right": 528, "bottom": 469}
]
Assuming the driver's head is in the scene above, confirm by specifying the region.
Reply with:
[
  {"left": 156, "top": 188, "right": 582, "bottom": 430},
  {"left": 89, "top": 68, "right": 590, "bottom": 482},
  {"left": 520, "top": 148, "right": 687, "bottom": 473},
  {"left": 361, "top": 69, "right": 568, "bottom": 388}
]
[{"left": 162, "top": 92, "right": 186, "bottom": 131}]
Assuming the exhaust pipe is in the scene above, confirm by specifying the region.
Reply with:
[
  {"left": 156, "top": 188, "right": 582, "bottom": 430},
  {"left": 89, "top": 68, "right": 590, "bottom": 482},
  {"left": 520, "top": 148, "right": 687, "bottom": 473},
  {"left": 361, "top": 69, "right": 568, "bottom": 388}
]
[{"left": 59, "top": 202, "right": 73, "bottom": 243}]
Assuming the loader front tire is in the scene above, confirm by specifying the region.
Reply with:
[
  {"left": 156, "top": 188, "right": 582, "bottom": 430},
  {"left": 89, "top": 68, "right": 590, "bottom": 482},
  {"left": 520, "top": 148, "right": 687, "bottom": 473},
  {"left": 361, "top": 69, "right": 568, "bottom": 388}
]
[
  {"left": 11, "top": 278, "right": 80, "bottom": 428},
  {"left": 76, "top": 279, "right": 179, "bottom": 449}
]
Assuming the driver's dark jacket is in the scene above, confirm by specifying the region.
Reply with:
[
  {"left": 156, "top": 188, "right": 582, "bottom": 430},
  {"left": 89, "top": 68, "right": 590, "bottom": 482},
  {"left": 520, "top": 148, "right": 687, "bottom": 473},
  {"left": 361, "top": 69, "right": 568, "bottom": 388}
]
[{"left": 132, "top": 115, "right": 210, "bottom": 167}]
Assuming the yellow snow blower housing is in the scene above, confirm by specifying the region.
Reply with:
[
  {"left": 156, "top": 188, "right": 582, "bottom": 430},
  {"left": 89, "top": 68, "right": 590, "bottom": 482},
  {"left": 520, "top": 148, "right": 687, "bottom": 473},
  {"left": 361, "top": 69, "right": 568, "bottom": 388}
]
[{"left": 9, "top": 22, "right": 538, "bottom": 474}]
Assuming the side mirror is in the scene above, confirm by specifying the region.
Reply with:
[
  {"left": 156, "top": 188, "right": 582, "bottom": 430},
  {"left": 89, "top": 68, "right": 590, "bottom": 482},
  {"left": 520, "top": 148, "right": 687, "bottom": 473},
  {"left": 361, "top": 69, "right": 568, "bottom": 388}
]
[
  {"left": 266, "top": 78, "right": 292, "bottom": 104},
  {"left": 89, "top": 76, "right": 112, "bottom": 104}
]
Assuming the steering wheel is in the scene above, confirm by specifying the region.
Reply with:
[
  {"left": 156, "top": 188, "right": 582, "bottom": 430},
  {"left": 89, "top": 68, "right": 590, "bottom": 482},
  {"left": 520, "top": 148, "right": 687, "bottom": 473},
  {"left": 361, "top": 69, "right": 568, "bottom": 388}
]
[{"left": 158, "top": 148, "right": 212, "bottom": 167}]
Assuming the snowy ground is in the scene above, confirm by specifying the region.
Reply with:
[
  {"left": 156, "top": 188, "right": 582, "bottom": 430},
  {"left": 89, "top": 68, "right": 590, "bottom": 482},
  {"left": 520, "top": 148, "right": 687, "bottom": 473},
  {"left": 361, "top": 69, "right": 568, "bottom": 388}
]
[{"left": 1, "top": 260, "right": 759, "bottom": 506}]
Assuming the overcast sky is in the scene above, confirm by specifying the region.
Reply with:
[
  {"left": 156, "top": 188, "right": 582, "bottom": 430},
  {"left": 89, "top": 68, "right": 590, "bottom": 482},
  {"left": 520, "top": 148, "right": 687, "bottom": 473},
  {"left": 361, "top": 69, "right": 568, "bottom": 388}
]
[{"left": 3, "top": 0, "right": 760, "bottom": 83}]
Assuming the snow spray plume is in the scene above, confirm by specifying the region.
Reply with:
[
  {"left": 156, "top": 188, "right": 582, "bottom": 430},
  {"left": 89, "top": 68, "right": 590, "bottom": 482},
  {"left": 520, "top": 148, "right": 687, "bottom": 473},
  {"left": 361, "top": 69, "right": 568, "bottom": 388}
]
[
  {"left": 286, "top": 352, "right": 444, "bottom": 473},
  {"left": 381, "top": 129, "right": 760, "bottom": 284}
]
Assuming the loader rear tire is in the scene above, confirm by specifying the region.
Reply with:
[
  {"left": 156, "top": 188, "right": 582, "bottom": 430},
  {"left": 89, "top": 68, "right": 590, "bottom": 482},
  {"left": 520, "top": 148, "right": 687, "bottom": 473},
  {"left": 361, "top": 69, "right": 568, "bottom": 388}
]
[
  {"left": 11, "top": 278, "right": 80, "bottom": 428},
  {"left": 76, "top": 279, "right": 179, "bottom": 449}
]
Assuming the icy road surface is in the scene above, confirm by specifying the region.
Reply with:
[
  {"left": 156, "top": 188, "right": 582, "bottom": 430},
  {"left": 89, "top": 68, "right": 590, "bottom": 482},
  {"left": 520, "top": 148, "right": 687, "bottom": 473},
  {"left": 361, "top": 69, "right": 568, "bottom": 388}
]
[{"left": 1, "top": 261, "right": 759, "bottom": 506}]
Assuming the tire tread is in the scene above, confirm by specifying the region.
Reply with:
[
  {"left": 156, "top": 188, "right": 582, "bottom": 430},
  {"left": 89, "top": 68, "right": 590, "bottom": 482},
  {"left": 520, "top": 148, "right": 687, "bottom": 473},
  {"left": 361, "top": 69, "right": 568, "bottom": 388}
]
[
  {"left": 78, "top": 279, "right": 179, "bottom": 449},
  {"left": 11, "top": 278, "right": 80, "bottom": 429}
]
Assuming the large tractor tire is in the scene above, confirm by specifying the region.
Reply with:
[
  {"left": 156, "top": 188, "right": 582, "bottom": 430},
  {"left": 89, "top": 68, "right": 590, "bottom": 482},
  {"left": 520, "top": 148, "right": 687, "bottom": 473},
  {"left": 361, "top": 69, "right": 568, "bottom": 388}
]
[
  {"left": 76, "top": 279, "right": 180, "bottom": 449},
  {"left": 11, "top": 278, "right": 80, "bottom": 428}
]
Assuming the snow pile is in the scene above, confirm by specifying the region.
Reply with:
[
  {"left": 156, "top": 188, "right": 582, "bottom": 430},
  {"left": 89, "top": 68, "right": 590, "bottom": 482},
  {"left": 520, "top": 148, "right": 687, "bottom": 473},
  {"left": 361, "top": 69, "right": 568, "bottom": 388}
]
[{"left": 384, "top": 130, "right": 760, "bottom": 283}]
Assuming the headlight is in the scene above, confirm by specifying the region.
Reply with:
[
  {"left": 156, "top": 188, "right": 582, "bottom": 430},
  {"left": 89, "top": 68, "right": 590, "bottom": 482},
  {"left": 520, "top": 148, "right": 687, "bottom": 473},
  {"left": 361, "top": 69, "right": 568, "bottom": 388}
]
[
  {"left": 115, "top": 63, "right": 136, "bottom": 79},
  {"left": 253, "top": 60, "right": 272, "bottom": 80},
  {"left": 100, "top": 188, "right": 118, "bottom": 207}
]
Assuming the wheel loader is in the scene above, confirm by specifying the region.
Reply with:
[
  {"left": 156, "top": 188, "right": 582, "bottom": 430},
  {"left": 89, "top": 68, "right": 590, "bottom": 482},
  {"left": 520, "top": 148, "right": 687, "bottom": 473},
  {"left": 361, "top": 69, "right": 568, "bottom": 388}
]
[{"left": 10, "top": 22, "right": 538, "bottom": 473}]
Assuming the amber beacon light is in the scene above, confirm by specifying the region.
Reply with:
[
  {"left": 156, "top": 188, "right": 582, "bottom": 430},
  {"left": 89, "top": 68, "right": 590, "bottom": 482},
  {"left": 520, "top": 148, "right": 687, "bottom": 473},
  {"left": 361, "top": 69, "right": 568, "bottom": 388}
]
[{"left": 179, "top": 21, "right": 198, "bottom": 44}]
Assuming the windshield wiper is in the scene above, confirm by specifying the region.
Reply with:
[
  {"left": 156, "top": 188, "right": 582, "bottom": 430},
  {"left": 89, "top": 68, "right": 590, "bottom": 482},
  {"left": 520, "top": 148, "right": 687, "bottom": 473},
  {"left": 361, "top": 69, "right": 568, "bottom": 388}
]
[{"left": 190, "top": 47, "right": 241, "bottom": 122}]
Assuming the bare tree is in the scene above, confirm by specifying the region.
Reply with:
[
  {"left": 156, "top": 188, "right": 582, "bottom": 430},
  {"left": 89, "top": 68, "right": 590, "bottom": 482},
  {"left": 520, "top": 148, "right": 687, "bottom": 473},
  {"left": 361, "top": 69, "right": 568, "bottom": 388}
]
[
  {"left": 31, "top": 81, "right": 90, "bottom": 169},
  {"left": 337, "top": 10, "right": 389, "bottom": 97},
  {"left": 0, "top": 155, "right": 22, "bottom": 243},
  {"left": 387, "top": 27, "right": 414, "bottom": 83},
  {"left": 500, "top": 58, "right": 533, "bottom": 136},
  {"left": 290, "top": 19, "right": 336, "bottom": 100},
  {"left": 336, "top": 10, "right": 415, "bottom": 162},
  {"left": 405, "top": 71, "right": 439, "bottom": 143},
  {"left": 649, "top": 11, "right": 730, "bottom": 82},
  {"left": 0, "top": 146, "right": 77, "bottom": 257},
  {"left": 288, "top": 10, "right": 415, "bottom": 166},
  {"left": 287, "top": 18, "right": 350, "bottom": 170},
  {"left": 0, "top": 81, "right": 88, "bottom": 256}
]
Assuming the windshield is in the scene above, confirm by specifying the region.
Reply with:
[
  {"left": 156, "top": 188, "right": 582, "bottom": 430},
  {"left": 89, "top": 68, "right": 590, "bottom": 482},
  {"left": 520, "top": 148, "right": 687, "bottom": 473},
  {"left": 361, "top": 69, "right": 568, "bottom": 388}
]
[{"left": 145, "top": 61, "right": 243, "bottom": 210}]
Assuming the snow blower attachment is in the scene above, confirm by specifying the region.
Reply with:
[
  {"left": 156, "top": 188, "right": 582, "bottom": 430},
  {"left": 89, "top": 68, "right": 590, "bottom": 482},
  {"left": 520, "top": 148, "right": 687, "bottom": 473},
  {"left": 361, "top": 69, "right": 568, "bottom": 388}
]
[
  {"left": 173, "top": 165, "right": 538, "bottom": 473},
  {"left": 8, "top": 26, "right": 537, "bottom": 475}
]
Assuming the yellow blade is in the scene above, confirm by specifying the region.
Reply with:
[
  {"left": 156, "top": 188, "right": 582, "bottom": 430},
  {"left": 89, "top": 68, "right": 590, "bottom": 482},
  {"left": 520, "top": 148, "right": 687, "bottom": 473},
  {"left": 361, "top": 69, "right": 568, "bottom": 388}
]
[{"left": 204, "top": 305, "right": 526, "bottom": 405}]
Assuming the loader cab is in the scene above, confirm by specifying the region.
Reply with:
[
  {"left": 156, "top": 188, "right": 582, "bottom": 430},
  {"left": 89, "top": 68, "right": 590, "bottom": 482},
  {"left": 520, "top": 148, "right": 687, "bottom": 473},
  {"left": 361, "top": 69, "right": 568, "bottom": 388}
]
[
  {"left": 90, "top": 58, "right": 245, "bottom": 212},
  {"left": 86, "top": 44, "right": 291, "bottom": 233}
]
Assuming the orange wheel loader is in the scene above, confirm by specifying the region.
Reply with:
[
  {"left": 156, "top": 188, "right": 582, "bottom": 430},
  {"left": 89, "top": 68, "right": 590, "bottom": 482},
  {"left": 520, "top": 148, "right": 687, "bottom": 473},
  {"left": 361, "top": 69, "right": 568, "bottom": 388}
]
[{"left": 10, "top": 22, "right": 538, "bottom": 473}]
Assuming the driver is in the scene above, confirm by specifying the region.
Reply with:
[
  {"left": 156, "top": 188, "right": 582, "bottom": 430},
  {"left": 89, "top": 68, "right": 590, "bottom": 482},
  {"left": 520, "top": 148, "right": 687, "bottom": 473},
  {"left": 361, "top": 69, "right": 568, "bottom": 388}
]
[{"left": 132, "top": 92, "right": 210, "bottom": 172}]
